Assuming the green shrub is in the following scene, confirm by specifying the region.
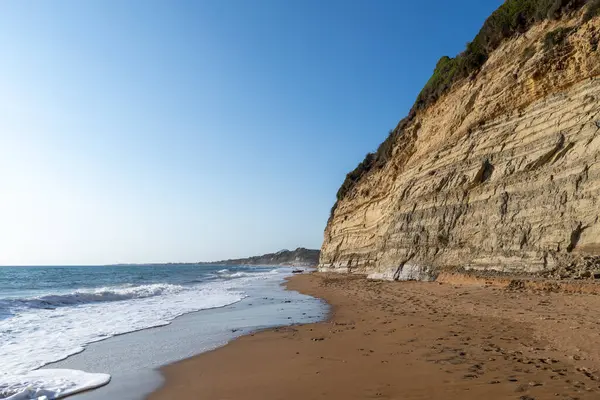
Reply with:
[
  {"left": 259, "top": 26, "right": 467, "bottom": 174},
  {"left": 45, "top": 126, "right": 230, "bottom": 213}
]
[
  {"left": 332, "top": 115, "right": 413, "bottom": 209},
  {"left": 414, "top": 0, "right": 587, "bottom": 111},
  {"left": 584, "top": 0, "right": 600, "bottom": 21},
  {"left": 335, "top": 152, "right": 376, "bottom": 203},
  {"left": 543, "top": 26, "right": 574, "bottom": 50}
]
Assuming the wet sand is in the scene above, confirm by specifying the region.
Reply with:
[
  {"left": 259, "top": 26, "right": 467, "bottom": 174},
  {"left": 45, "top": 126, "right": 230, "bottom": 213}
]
[{"left": 150, "top": 273, "right": 600, "bottom": 400}]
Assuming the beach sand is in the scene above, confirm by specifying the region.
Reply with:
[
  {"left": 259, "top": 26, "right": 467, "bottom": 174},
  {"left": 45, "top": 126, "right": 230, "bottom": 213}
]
[{"left": 149, "top": 273, "right": 600, "bottom": 400}]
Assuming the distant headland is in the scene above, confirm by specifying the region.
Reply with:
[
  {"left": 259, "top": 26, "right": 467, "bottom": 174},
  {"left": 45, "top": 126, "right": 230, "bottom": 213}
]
[{"left": 206, "top": 248, "right": 320, "bottom": 267}]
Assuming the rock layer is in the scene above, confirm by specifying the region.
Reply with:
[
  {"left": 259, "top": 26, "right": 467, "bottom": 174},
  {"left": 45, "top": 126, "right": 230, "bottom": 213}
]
[{"left": 320, "top": 15, "right": 600, "bottom": 280}]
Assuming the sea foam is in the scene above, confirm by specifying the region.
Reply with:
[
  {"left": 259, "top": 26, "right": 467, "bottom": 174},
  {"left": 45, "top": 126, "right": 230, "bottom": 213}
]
[
  {"left": 3, "top": 283, "right": 184, "bottom": 310},
  {"left": 2, "top": 370, "right": 110, "bottom": 400},
  {"left": 0, "top": 270, "right": 284, "bottom": 400}
]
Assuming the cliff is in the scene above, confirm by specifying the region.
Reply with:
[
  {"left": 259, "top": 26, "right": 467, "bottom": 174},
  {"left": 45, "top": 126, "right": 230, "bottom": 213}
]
[
  {"left": 209, "top": 248, "right": 320, "bottom": 267},
  {"left": 320, "top": 2, "right": 600, "bottom": 280}
]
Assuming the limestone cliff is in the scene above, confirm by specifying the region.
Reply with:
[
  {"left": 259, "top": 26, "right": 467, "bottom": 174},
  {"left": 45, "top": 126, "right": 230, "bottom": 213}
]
[{"left": 320, "top": 6, "right": 600, "bottom": 280}]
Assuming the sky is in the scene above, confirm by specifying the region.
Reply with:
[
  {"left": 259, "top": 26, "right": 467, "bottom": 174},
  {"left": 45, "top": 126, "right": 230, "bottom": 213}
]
[{"left": 0, "top": 0, "right": 502, "bottom": 265}]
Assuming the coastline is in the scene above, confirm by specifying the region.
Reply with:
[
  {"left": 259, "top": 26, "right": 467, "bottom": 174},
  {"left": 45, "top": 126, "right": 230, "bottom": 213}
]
[
  {"left": 46, "top": 268, "right": 326, "bottom": 400},
  {"left": 150, "top": 272, "right": 600, "bottom": 400}
]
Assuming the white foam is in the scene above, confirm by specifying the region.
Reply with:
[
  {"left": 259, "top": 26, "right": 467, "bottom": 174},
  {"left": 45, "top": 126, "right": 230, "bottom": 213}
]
[
  {"left": 218, "top": 269, "right": 282, "bottom": 279},
  {"left": 1, "top": 283, "right": 247, "bottom": 374},
  {"left": 0, "top": 280, "right": 256, "bottom": 400},
  {"left": 7, "top": 284, "right": 185, "bottom": 309},
  {"left": 229, "top": 272, "right": 249, "bottom": 277},
  {"left": 0, "top": 268, "right": 292, "bottom": 399},
  {"left": 2, "top": 369, "right": 110, "bottom": 400},
  {"left": 0, "top": 269, "right": 296, "bottom": 400}
]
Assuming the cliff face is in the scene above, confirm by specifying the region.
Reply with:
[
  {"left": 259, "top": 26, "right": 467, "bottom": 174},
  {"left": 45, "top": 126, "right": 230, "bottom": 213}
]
[{"left": 320, "top": 13, "right": 600, "bottom": 280}]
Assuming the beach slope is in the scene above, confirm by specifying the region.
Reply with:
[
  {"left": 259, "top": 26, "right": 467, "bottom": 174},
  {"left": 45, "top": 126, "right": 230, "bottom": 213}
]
[{"left": 150, "top": 273, "right": 600, "bottom": 399}]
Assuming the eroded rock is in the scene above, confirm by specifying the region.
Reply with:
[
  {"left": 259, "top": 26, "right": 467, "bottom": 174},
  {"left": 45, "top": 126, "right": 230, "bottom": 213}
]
[{"left": 320, "top": 16, "right": 600, "bottom": 279}]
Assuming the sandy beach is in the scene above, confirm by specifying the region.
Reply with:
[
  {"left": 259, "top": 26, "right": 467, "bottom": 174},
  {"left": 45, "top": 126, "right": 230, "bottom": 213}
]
[{"left": 150, "top": 273, "right": 600, "bottom": 400}]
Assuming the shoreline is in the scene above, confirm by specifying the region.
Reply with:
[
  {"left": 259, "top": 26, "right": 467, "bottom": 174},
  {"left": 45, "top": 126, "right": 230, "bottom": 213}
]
[
  {"left": 47, "top": 270, "right": 326, "bottom": 400},
  {"left": 150, "top": 272, "right": 600, "bottom": 400}
]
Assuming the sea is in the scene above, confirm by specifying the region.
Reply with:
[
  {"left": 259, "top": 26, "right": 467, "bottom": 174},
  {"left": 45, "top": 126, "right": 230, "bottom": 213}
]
[{"left": 0, "top": 264, "right": 327, "bottom": 400}]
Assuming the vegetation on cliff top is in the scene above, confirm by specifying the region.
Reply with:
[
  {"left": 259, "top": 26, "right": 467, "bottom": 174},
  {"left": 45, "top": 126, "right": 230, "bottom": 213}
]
[
  {"left": 415, "top": 0, "right": 588, "bottom": 111},
  {"left": 331, "top": 0, "right": 597, "bottom": 219}
]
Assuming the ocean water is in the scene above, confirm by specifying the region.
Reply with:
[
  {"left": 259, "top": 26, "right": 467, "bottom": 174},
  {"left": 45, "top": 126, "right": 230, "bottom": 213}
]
[{"left": 0, "top": 264, "right": 325, "bottom": 400}]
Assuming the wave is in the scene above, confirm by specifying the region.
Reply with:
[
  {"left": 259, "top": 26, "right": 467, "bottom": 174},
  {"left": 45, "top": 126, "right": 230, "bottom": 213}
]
[
  {"left": 1, "top": 280, "right": 247, "bottom": 377},
  {"left": 229, "top": 272, "right": 251, "bottom": 278},
  {"left": 1, "top": 284, "right": 185, "bottom": 311},
  {"left": 217, "top": 269, "right": 282, "bottom": 279},
  {"left": 0, "top": 266, "right": 295, "bottom": 400}
]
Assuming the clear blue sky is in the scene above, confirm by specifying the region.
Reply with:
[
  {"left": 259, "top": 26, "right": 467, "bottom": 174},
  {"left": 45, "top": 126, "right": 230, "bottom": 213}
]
[{"left": 0, "top": 0, "right": 502, "bottom": 265}]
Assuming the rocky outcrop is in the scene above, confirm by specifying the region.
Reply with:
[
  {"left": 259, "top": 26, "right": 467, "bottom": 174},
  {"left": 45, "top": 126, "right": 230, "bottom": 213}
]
[{"left": 320, "top": 11, "right": 600, "bottom": 280}]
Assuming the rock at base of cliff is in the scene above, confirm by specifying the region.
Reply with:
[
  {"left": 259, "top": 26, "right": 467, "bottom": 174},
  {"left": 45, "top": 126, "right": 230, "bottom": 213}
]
[{"left": 367, "top": 264, "right": 437, "bottom": 282}]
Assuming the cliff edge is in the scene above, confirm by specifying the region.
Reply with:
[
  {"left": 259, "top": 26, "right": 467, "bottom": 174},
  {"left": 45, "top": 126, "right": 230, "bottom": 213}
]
[{"left": 320, "top": 1, "right": 600, "bottom": 280}]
